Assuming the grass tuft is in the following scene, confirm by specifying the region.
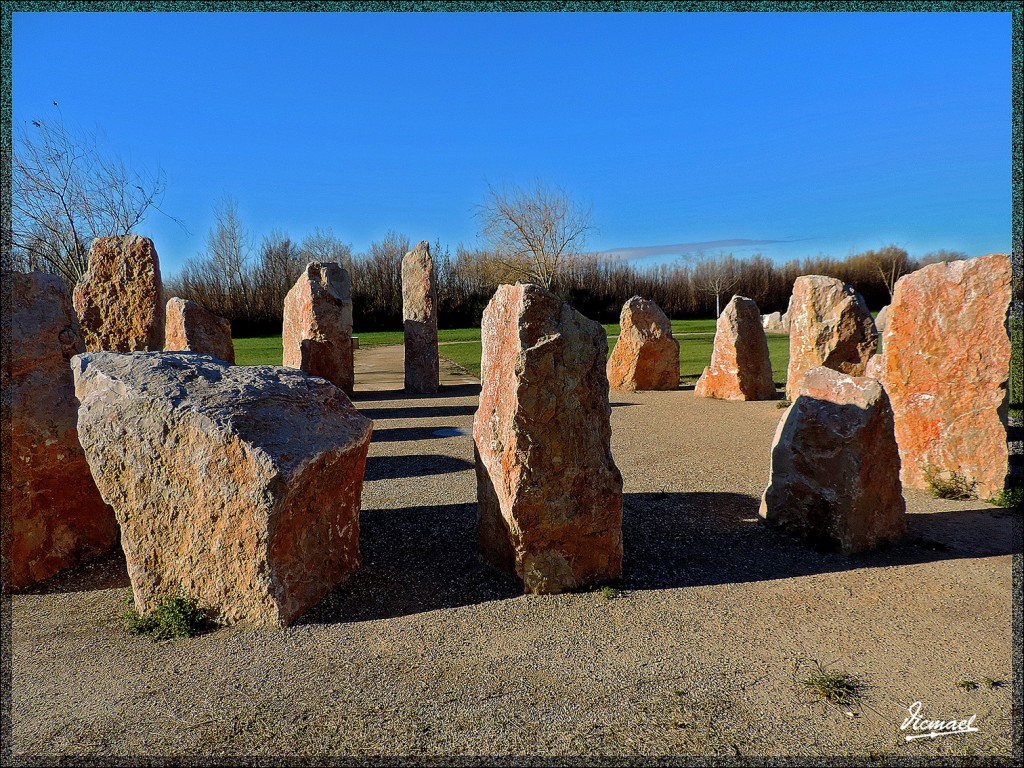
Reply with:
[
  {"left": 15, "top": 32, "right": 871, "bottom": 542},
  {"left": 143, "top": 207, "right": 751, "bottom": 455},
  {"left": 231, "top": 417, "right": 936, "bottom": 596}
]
[
  {"left": 987, "top": 487, "right": 1022, "bottom": 509},
  {"left": 597, "top": 585, "right": 622, "bottom": 600},
  {"left": 125, "top": 593, "right": 208, "bottom": 641},
  {"left": 957, "top": 680, "right": 978, "bottom": 691},
  {"left": 800, "top": 663, "right": 865, "bottom": 707},
  {"left": 776, "top": 399, "right": 791, "bottom": 409},
  {"left": 924, "top": 467, "right": 977, "bottom": 500},
  {"left": 982, "top": 677, "right": 1004, "bottom": 690}
]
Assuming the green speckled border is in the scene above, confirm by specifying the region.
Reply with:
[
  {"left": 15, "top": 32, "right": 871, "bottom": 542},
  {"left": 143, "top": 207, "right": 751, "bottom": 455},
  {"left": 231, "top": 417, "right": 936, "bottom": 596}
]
[{"left": 0, "top": 3, "right": 1021, "bottom": 765}]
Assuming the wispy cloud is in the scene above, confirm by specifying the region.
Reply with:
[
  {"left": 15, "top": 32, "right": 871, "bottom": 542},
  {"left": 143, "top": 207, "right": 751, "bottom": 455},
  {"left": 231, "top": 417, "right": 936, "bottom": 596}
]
[{"left": 595, "top": 238, "right": 804, "bottom": 262}]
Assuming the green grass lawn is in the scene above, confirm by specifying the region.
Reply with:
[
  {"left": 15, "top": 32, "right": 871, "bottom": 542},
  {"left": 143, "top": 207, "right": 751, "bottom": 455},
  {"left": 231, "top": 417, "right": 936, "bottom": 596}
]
[{"left": 235, "top": 326, "right": 792, "bottom": 386}]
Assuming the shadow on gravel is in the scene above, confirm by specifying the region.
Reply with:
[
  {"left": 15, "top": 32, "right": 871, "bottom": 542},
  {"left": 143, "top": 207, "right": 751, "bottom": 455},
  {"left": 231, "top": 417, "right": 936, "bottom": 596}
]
[
  {"left": 368, "top": 428, "right": 471, "bottom": 444},
  {"left": 300, "top": 503, "right": 520, "bottom": 624},
  {"left": 622, "top": 492, "right": 1023, "bottom": 591},
  {"left": 358, "top": 404, "right": 479, "bottom": 421},
  {"left": 13, "top": 547, "right": 131, "bottom": 595},
  {"left": 351, "top": 383, "right": 482, "bottom": 403},
  {"left": 364, "top": 454, "right": 474, "bottom": 481}
]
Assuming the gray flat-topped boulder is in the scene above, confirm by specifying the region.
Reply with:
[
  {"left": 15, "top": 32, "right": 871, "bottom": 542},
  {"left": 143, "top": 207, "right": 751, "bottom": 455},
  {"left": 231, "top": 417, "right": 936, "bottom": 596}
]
[
  {"left": 73, "top": 235, "right": 164, "bottom": 352},
  {"left": 760, "top": 366, "right": 906, "bottom": 553},
  {"left": 3, "top": 272, "right": 118, "bottom": 590},
  {"left": 282, "top": 262, "right": 354, "bottom": 395},
  {"left": 402, "top": 241, "right": 439, "bottom": 393},
  {"left": 72, "top": 352, "right": 373, "bottom": 627},
  {"left": 164, "top": 297, "right": 235, "bottom": 364}
]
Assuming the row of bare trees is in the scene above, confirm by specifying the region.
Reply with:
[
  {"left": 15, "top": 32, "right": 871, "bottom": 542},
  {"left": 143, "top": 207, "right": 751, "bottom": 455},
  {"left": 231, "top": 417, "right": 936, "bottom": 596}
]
[{"left": 168, "top": 195, "right": 957, "bottom": 336}]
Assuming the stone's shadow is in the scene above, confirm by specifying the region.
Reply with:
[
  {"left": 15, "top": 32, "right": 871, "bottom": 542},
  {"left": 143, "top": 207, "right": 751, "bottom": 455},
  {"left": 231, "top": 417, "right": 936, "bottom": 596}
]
[
  {"left": 351, "top": 383, "right": 481, "bottom": 403},
  {"left": 359, "top": 404, "right": 479, "bottom": 420},
  {"left": 299, "top": 503, "right": 520, "bottom": 625},
  {"left": 370, "top": 426, "right": 467, "bottom": 443},
  {"left": 609, "top": 402, "right": 639, "bottom": 408},
  {"left": 621, "top": 492, "right": 1022, "bottom": 591},
  {"left": 363, "top": 454, "right": 474, "bottom": 481},
  {"left": 12, "top": 547, "right": 131, "bottom": 595}
]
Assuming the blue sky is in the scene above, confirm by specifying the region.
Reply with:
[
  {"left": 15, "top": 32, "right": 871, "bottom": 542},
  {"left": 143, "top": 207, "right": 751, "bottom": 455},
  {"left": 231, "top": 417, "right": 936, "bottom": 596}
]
[{"left": 12, "top": 10, "right": 1012, "bottom": 276}]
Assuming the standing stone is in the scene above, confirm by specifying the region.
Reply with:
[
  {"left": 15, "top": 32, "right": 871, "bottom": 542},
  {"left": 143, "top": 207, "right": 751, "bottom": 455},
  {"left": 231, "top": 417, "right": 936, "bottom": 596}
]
[
  {"left": 785, "top": 275, "right": 877, "bottom": 400},
  {"left": 402, "top": 241, "right": 439, "bottom": 394},
  {"left": 761, "top": 311, "right": 788, "bottom": 334},
  {"left": 607, "top": 296, "right": 680, "bottom": 392},
  {"left": 696, "top": 295, "right": 776, "bottom": 401},
  {"left": 474, "top": 283, "right": 623, "bottom": 594},
  {"left": 164, "top": 298, "right": 235, "bottom": 364},
  {"left": 874, "top": 304, "right": 890, "bottom": 335},
  {"left": 72, "top": 353, "right": 372, "bottom": 627},
  {"left": 760, "top": 366, "right": 906, "bottom": 553},
  {"left": 73, "top": 235, "right": 164, "bottom": 352},
  {"left": 282, "top": 263, "right": 354, "bottom": 395},
  {"left": 2, "top": 272, "right": 118, "bottom": 590},
  {"left": 882, "top": 254, "right": 1012, "bottom": 499}
]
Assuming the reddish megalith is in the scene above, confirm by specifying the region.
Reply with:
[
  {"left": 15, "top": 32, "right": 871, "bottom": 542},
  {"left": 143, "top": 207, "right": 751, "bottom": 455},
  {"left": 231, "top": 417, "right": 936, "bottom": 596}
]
[
  {"left": 695, "top": 295, "right": 775, "bottom": 400},
  {"left": 607, "top": 296, "right": 679, "bottom": 392},
  {"left": 474, "top": 283, "right": 623, "bottom": 594},
  {"left": 2, "top": 271, "right": 118, "bottom": 590},
  {"left": 282, "top": 262, "right": 354, "bottom": 394}
]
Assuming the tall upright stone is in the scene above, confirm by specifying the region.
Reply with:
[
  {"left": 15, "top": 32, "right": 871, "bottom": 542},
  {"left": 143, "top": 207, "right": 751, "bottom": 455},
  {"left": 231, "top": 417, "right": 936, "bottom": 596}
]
[
  {"left": 760, "top": 366, "right": 906, "bottom": 553},
  {"left": 72, "top": 353, "right": 373, "bottom": 627},
  {"left": 164, "top": 297, "right": 235, "bottom": 364},
  {"left": 607, "top": 296, "right": 679, "bottom": 392},
  {"left": 282, "top": 262, "right": 354, "bottom": 395},
  {"left": 402, "top": 241, "right": 439, "bottom": 394},
  {"left": 73, "top": 235, "right": 164, "bottom": 352},
  {"left": 874, "top": 304, "right": 890, "bottom": 336},
  {"left": 2, "top": 272, "right": 118, "bottom": 590},
  {"left": 695, "top": 295, "right": 776, "bottom": 400},
  {"left": 785, "top": 275, "right": 877, "bottom": 400},
  {"left": 882, "top": 254, "right": 1012, "bottom": 499},
  {"left": 474, "top": 283, "right": 623, "bottom": 594}
]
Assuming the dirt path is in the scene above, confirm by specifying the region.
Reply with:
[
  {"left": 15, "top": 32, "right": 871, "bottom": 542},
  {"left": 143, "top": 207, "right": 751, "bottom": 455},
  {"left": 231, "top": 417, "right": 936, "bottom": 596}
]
[{"left": 9, "top": 344, "right": 1018, "bottom": 760}]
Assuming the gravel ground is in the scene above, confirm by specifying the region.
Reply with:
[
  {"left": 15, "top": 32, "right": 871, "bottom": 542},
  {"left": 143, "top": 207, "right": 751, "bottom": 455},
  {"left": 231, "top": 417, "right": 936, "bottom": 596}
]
[{"left": 8, "top": 345, "right": 1020, "bottom": 761}]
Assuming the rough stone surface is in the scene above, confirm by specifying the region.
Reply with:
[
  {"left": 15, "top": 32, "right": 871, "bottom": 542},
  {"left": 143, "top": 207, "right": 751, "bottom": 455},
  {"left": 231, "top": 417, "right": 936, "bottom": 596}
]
[
  {"left": 761, "top": 311, "right": 788, "bottom": 334},
  {"left": 696, "top": 296, "right": 776, "bottom": 401},
  {"left": 73, "top": 235, "right": 164, "bottom": 352},
  {"left": 474, "top": 283, "right": 623, "bottom": 594},
  {"left": 72, "top": 353, "right": 373, "bottom": 626},
  {"left": 785, "top": 275, "right": 877, "bottom": 400},
  {"left": 606, "top": 296, "right": 679, "bottom": 392},
  {"left": 760, "top": 366, "right": 906, "bottom": 553},
  {"left": 164, "top": 298, "right": 235, "bottom": 364},
  {"left": 875, "top": 304, "right": 890, "bottom": 335},
  {"left": 402, "top": 241, "right": 439, "bottom": 394},
  {"left": 882, "top": 254, "right": 1012, "bottom": 499},
  {"left": 864, "top": 354, "right": 885, "bottom": 382},
  {"left": 282, "top": 263, "right": 354, "bottom": 394},
  {"left": 2, "top": 272, "right": 118, "bottom": 590}
]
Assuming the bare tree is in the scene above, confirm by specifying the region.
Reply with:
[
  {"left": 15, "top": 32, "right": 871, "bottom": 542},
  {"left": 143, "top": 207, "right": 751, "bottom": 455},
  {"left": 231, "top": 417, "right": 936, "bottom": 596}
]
[
  {"left": 870, "top": 245, "right": 912, "bottom": 299},
  {"left": 10, "top": 110, "right": 182, "bottom": 285},
  {"left": 476, "top": 181, "right": 594, "bottom": 288},
  {"left": 300, "top": 227, "right": 353, "bottom": 267},
  {"left": 693, "top": 253, "right": 740, "bottom": 317}
]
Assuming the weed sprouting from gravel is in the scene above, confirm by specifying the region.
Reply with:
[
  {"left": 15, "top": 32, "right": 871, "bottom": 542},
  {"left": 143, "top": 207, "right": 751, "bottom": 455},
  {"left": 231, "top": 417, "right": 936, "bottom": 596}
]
[
  {"left": 957, "top": 680, "right": 979, "bottom": 691},
  {"left": 924, "top": 467, "right": 976, "bottom": 500},
  {"left": 800, "top": 662, "right": 865, "bottom": 707},
  {"left": 982, "top": 677, "right": 1004, "bottom": 690},
  {"left": 776, "top": 399, "right": 791, "bottom": 409},
  {"left": 125, "top": 593, "right": 208, "bottom": 641},
  {"left": 597, "top": 585, "right": 622, "bottom": 600},
  {"left": 987, "top": 487, "right": 1022, "bottom": 509}
]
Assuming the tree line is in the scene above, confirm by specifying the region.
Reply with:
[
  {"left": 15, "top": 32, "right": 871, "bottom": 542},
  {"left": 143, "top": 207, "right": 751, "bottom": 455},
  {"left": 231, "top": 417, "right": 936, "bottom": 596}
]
[{"left": 165, "top": 199, "right": 963, "bottom": 336}]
